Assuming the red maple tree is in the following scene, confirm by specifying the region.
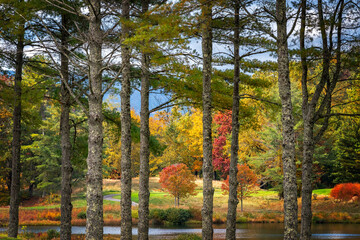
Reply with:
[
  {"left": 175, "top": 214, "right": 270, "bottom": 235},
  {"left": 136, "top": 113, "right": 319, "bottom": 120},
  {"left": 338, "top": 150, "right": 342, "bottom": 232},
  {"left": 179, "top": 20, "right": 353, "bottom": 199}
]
[
  {"left": 222, "top": 163, "right": 258, "bottom": 211},
  {"left": 212, "top": 111, "right": 232, "bottom": 179},
  {"left": 159, "top": 164, "right": 197, "bottom": 207}
]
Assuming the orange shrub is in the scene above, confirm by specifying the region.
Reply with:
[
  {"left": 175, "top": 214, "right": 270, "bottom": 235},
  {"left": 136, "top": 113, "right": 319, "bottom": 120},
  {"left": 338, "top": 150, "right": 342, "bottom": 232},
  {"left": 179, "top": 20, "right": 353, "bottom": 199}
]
[{"left": 330, "top": 183, "right": 360, "bottom": 201}]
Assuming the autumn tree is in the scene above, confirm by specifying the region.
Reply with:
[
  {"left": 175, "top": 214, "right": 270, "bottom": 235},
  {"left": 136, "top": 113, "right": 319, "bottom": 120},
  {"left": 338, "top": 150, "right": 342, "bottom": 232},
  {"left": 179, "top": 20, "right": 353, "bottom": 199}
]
[
  {"left": 0, "top": 76, "right": 12, "bottom": 192},
  {"left": 222, "top": 163, "right": 258, "bottom": 212},
  {"left": 212, "top": 111, "right": 232, "bottom": 179},
  {"left": 159, "top": 164, "right": 197, "bottom": 207}
]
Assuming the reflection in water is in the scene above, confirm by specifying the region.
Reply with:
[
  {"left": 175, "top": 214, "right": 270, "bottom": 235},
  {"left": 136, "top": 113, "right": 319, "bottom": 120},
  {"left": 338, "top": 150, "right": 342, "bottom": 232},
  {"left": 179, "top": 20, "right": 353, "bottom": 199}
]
[{"left": 1, "top": 223, "right": 360, "bottom": 239}]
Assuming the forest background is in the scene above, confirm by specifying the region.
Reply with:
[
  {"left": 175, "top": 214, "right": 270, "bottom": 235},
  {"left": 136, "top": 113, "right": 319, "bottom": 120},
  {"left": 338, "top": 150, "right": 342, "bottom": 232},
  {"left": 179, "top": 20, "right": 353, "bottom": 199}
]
[{"left": 0, "top": 0, "right": 359, "bottom": 239}]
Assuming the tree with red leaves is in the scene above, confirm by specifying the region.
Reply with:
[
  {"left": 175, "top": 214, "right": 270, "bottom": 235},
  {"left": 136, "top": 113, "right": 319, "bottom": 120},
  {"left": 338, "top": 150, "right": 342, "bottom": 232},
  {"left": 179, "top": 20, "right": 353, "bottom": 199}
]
[
  {"left": 213, "top": 111, "right": 232, "bottom": 179},
  {"left": 222, "top": 163, "right": 258, "bottom": 212},
  {"left": 330, "top": 183, "right": 360, "bottom": 201},
  {"left": 159, "top": 164, "right": 197, "bottom": 207}
]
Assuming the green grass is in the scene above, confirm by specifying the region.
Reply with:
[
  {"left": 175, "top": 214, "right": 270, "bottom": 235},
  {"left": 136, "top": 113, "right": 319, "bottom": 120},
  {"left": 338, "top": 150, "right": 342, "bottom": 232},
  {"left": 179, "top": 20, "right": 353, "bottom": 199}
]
[
  {"left": 19, "top": 205, "right": 61, "bottom": 210},
  {"left": 111, "top": 191, "right": 168, "bottom": 204},
  {"left": 149, "top": 192, "right": 173, "bottom": 205},
  {"left": 313, "top": 189, "right": 331, "bottom": 195},
  {"left": 102, "top": 190, "right": 121, "bottom": 196},
  {"left": 0, "top": 234, "right": 21, "bottom": 240},
  {"left": 250, "top": 190, "right": 278, "bottom": 197},
  {"left": 111, "top": 192, "right": 139, "bottom": 203}
]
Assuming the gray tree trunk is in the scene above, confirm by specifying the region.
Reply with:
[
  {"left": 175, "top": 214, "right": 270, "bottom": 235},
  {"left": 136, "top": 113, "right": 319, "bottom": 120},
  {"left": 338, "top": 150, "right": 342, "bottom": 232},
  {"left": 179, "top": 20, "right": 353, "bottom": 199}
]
[
  {"left": 120, "top": 0, "right": 132, "bottom": 239},
  {"left": 200, "top": 1, "right": 214, "bottom": 239},
  {"left": 276, "top": 0, "right": 298, "bottom": 239},
  {"left": 86, "top": 1, "right": 104, "bottom": 239},
  {"left": 60, "top": 13, "right": 73, "bottom": 240},
  {"left": 300, "top": 1, "right": 344, "bottom": 239},
  {"left": 226, "top": 1, "right": 240, "bottom": 239},
  {"left": 240, "top": 197, "right": 243, "bottom": 212},
  {"left": 138, "top": 1, "right": 150, "bottom": 239},
  {"left": 8, "top": 24, "right": 25, "bottom": 239},
  {"left": 299, "top": 0, "right": 313, "bottom": 238}
]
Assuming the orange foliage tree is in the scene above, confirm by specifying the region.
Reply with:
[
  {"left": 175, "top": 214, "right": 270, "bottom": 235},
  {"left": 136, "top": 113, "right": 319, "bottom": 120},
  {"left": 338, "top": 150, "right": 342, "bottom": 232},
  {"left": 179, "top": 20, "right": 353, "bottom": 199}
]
[
  {"left": 222, "top": 163, "right": 258, "bottom": 211},
  {"left": 330, "top": 183, "right": 360, "bottom": 201},
  {"left": 159, "top": 163, "right": 197, "bottom": 207}
]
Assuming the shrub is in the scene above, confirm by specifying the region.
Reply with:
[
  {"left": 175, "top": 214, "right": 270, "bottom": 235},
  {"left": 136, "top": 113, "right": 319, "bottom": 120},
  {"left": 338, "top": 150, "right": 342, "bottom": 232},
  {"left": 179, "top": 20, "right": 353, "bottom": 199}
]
[
  {"left": 165, "top": 208, "right": 192, "bottom": 225},
  {"left": 149, "top": 208, "right": 192, "bottom": 225},
  {"left": 175, "top": 234, "right": 201, "bottom": 240},
  {"left": 236, "top": 216, "right": 247, "bottom": 223},
  {"left": 212, "top": 213, "right": 225, "bottom": 224},
  {"left": 44, "top": 193, "right": 61, "bottom": 204},
  {"left": 312, "top": 212, "right": 325, "bottom": 223},
  {"left": 131, "top": 210, "right": 138, "bottom": 219},
  {"left": 45, "top": 211, "right": 61, "bottom": 221},
  {"left": 149, "top": 208, "right": 166, "bottom": 223},
  {"left": 188, "top": 207, "right": 202, "bottom": 221},
  {"left": 77, "top": 211, "right": 87, "bottom": 219},
  {"left": 330, "top": 183, "right": 360, "bottom": 201},
  {"left": 21, "top": 226, "right": 35, "bottom": 239},
  {"left": 0, "top": 194, "right": 10, "bottom": 206},
  {"left": 46, "top": 229, "right": 60, "bottom": 240}
]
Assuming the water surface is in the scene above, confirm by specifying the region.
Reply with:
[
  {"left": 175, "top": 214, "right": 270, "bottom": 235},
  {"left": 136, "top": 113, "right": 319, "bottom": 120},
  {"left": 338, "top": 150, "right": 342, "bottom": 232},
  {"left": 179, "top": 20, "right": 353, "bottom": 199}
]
[{"left": 1, "top": 223, "right": 360, "bottom": 239}]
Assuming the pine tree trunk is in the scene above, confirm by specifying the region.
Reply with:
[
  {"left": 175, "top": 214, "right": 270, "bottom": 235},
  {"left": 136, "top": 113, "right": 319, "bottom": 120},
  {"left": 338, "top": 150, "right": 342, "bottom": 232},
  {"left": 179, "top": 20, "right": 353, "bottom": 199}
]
[
  {"left": 120, "top": 0, "right": 132, "bottom": 239},
  {"left": 60, "top": 13, "right": 73, "bottom": 240},
  {"left": 300, "top": 120, "right": 314, "bottom": 240},
  {"left": 200, "top": 1, "right": 214, "bottom": 239},
  {"left": 276, "top": 0, "right": 298, "bottom": 239},
  {"left": 299, "top": 1, "right": 313, "bottom": 238},
  {"left": 86, "top": 1, "right": 104, "bottom": 239},
  {"left": 8, "top": 24, "right": 25, "bottom": 239},
  {"left": 226, "top": 1, "right": 240, "bottom": 239},
  {"left": 138, "top": 1, "right": 150, "bottom": 238}
]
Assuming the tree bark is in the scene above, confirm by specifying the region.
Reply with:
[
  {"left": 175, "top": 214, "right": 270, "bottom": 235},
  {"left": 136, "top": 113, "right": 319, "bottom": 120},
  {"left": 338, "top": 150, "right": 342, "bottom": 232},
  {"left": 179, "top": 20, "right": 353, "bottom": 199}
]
[
  {"left": 60, "top": 13, "right": 73, "bottom": 240},
  {"left": 138, "top": 1, "right": 150, "bottom": 239},
  {"left": 299, "top": 1, "right": 313, "bottom": 239},
  {"left": 240, "top": 197, "right": 243, "bottom": 212},
  {"left": 8, "top": 23, "right": 25, "bottom": 239},
  {"left": 276, "top": 0, "right": 298, "bottom": 239},
  {"left": 200, "top": 1, "right": 214, "bottom": 239},
  {"left": 121, "top": 0, "right": 132, "bottom": 239},
  {"left": 226, "top": 1, "right": 240, "bottom": 239},
  {"left": 86, "top": 1, "right": 104, "bottom": 239},
  {"left": 300, "top": 1, "right": 344, "bottom": 239}
]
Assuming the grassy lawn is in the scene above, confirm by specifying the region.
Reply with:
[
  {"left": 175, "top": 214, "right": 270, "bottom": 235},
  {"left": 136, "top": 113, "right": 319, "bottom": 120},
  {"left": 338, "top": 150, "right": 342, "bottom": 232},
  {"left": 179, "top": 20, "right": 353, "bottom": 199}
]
[
  {"left": 0, "top": 234, "right": 20, "bottom": 240},
  {"left": 111, "top": 192, "right": 139, "bottom": 203},
  {"left": 312, "top": 189, "right": 331, "bottom": 195}
]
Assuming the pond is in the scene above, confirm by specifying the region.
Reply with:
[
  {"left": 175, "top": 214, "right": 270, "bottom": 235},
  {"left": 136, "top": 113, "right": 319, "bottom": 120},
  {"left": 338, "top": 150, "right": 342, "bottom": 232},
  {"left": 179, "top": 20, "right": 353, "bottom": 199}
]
[{"left": 1, "top": 223, "right": 360, "bottom": 239}]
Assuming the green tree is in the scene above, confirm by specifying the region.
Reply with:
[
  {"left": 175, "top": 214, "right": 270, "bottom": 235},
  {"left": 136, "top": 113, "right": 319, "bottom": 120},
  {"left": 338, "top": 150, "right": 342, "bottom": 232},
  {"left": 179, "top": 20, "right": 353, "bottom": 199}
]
[{"left": 333, "top": 119, "right": 360, "bottom": 183}]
